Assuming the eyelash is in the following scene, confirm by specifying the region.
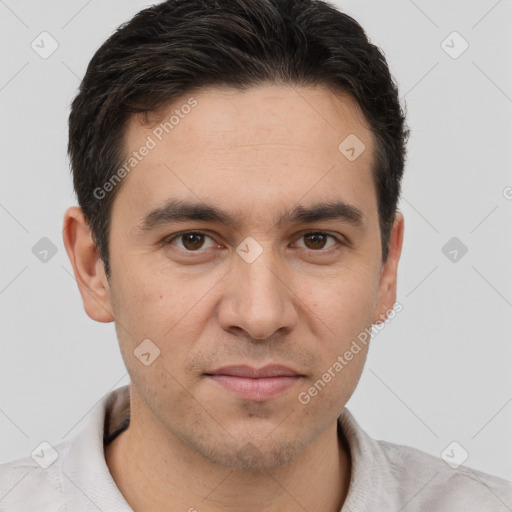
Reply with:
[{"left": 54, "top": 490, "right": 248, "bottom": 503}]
[{"left": 163, "top": 230, "right": 346, "bottom": 254}]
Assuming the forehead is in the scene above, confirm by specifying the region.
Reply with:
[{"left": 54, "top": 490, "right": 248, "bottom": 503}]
[
  {"left": 127, "top": 83, "right": 373, "bottom": 154},
  {"left": 115, "top": 84, "right": 377, "bottom": 227}
]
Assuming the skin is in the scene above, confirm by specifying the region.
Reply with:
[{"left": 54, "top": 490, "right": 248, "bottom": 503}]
[{"left": 63, "top": 84, "right": 404, "bottom": 512}]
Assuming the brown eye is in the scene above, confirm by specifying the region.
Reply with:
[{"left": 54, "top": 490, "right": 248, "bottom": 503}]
[
  {"left": 167, "top": 232, "right": 216, "bottom": 251},
  {"left": 181, "top": 233, "right": 205, "bottom": 250},
  {"left": 305, "top": 233, "right": 327, "bottom": 250},
  {"left": 294, "top": 232, "right": 341, "bottom": 251}
]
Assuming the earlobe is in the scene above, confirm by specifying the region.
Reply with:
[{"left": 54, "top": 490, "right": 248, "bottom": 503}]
[
  {"left": 372, "top": 212, "right": 404, "bottom": 325},
  {"left": 62, "top": 206, "right": 114, "bottom": 323}
]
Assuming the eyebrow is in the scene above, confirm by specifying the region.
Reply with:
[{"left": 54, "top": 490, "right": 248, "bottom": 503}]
[{"left": 138, "top": 199, "right": 365, "bottom": 232}]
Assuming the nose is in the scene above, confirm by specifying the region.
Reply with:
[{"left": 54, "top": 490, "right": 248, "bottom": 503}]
[{"left": 217, "top": 245, "right": 299, "bottom": 341}]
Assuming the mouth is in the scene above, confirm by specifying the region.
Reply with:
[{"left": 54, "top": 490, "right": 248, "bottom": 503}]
[{"left": 204, "top": 364, "right": 304, "bottom": 401}]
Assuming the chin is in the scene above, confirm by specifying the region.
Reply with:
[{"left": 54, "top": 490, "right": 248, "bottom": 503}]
[{"left": 194, "top": 433, "right": 305, "bottom": 471}]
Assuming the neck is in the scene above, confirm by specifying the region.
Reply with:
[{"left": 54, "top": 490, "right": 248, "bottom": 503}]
[{"left": 105, "top": 391, "right": 351, "bottom": 512}]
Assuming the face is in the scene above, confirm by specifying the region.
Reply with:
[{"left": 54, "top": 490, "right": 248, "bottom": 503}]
[{"left": 80, "top": 84, "right": 402, "bottom": 470}]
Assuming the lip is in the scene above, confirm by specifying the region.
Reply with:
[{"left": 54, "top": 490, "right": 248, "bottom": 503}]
[
  {"left": 206, "top": 364, "right": 301, "bottom": 378},
  {"left": 204, "top": 365, "right": 303, "bottom": 401}
]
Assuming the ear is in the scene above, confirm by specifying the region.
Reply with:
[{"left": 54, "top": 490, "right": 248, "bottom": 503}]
[
  {"left": 62, "top": 206, "right": 114, "bottom": 323},
  {"left": 372, "top": 212, "right": 404, "bottom": 324}
]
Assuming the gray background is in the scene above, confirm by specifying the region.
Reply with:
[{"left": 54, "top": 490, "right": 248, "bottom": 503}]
[{"left": 1, "top": 0, "right": 511, "bottom": 481}]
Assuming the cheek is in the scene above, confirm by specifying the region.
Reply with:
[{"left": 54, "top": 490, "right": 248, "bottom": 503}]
[
  {"left": 109, "top": 255, "right": 221, "bottom": 359},
  {"left": 302, "top": 264, "right": 380, "bottom": 331},
  {"left": 296, "top": 341, "right": 369, "bottom": 420},
  {"left": 109, "top": 254, "right": 181, "bottom": 328},
  {"left": 295, "top": 269, "right": 378, "bottom": 401},
  {"left": 110, "top": 269, "right": 199, "bottom": 403}
]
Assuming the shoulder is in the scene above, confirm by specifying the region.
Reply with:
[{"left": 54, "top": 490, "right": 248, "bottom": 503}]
[
  {"left": 0, "top": 445, "right": 68, "bottom": 511},
  {"left": 376, "top": 438, "right": 512, "bottom": 510},
  {"left": 338, "top": 409, "right": 512, "bottom": 510},
  {"left": 0, "top": 386, "right": 131, "bottom": 511}
]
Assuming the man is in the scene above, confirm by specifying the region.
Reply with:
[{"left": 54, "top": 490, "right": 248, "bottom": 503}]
[{"left": 1, "top": 0, "right": 510, "bottom": 510}]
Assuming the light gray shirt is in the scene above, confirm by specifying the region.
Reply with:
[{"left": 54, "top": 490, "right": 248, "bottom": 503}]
[{"left": 0, "top": 385, "right": 511, "bottom": 511}]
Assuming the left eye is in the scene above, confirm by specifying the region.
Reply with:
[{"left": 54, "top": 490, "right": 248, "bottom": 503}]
[
  {"left": 166, "top": 231, "right": 341, "bottom": 252},
  {"left": 293, "top": 232, "right": 340, "bottom": 251}
]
